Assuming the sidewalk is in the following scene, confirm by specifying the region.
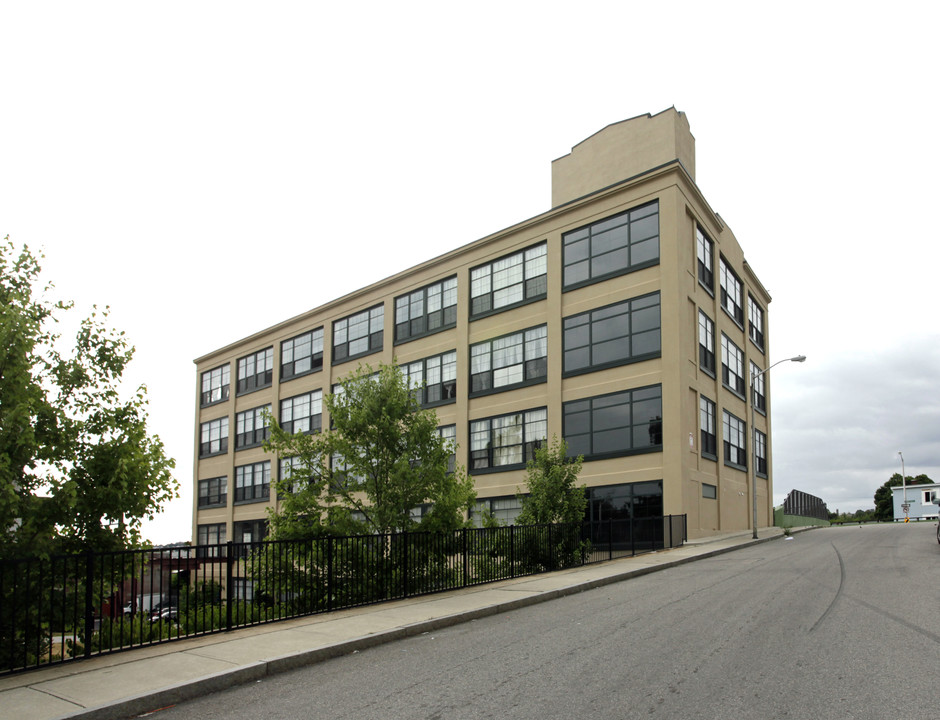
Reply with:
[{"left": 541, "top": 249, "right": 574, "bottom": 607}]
[{"left": 2, "top": 527, "right": 796, "bottom": 720}]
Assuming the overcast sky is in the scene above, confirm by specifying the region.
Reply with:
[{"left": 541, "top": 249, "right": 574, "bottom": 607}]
[{"left": 2, "top": 1, "right": 937, "bottom": 543}]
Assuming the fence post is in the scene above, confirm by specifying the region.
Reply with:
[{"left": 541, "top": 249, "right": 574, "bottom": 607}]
[
  {"left": 225, "top": 541, "right": 233, "bottom": 632},
  {"left": 547, "top": 523, "right": 553, "bottom": 570},
  {"left": 462, "top": 528, "right": 469, "bottom": 588},
  {"left": 402, "top": 531, "right": 409, "bottom": 598},
  {"left": 510, "top": 525, "right": 515, "bottom": 579},
  {"left": 83, "top": 550, "right": 94, "bottom": 658},
  {"left": 608, "top": 517, "right": 613, "bottom": 561},
  {"left": 326, "top": 536, "right": 334, "bottom": 613}
]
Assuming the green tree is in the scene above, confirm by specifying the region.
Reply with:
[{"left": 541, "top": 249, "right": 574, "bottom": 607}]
[
  {"left": 516, "top": 436, "right": 586, "bottom": 526},
  {"left": 514, "top": 437, "right": 588, "bottom": 571},
  {"left": 263, "top": 361, "right": 476, "bottom": 538},
  {"left": 873, "top": 472, "right": 934, "bottom": 521},
  {"left": 0, "top": 239, "right": 177, "bottom": 558}
]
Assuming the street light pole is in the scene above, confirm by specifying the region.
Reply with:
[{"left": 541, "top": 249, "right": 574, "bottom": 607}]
[{"left": 749, "top": 355, "right": 806, "bottom": 539}]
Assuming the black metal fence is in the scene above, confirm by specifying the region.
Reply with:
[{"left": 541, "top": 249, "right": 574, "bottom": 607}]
[{"left": 0, "top": 515, "right": 685, "bottom": 675}]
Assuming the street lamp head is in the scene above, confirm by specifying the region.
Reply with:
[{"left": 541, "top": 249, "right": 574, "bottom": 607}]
[{"left": 791, "top": 355, "right": 807, "bottom": 363}]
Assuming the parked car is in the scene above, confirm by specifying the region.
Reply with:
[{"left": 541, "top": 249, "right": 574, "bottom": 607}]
[
  {"left": 150, "top": 606, "right": 179, "bottom": 624},
  {"left": 933, "top": 495, "right": 940, "bottom": 543}
]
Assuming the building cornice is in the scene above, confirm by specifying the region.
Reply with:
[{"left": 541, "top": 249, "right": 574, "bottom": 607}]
[{"left": 194, "top": 159, "right": 725, "bottom": 366}]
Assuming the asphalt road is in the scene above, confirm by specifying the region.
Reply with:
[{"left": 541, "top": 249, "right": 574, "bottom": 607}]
[{"left": 157, "top": 524, "right": 940, "bottom": 719}]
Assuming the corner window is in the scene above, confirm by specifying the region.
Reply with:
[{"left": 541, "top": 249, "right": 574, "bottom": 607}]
[
  {"left": 748, "top": 296, "right": 765, "bottom": 352},
  {"left": 696, "top": 226, "right": 714, "bottom": 292},
  {"left": 722, "top": 410, "right": 747, "bottom": 470},
  {"left": 333, "top": 305, "right": 384, "bottom": 364},
  {"left": 201, "top": 364, "right": 230, "bottom": 407},
  {"left": 470, "top": 243, "right": 547, "bottom": 318},
  {"left": 198, "top": 476, "right": 227, "bottom": 507},
  {"left": 563, "top": 385, "right": 663, "bottom": 461},
  {"left": 719, "top": 258, "right": 744, "bottom": 327},
  {"left": 721, "top": 334, "right": 745, "bottom": 397},
  {"left": 470, "top": 408, "right": 547, "bottom": 472},
  {"left": 699, "top": 396, "right": 717, "bottom": 460},
  {"left": 698, "top": 310, "right": 715, "bottom": 376},
  {"left": 394, "top": 277, "right": 457, "bottom": 343},
  {"left": 563, "top": 201, "right": 659, "bottom": 290},
  {"left": 470, "top": 325, "right": 547, "bottom": 395},
  {"left": 199, "top": 416, "right": 229, "bottom": 458},
  {"left": 563, "top": 293, "right": 661, "bottom": 376},
  {"left": 234, "top": 461, "right": 270, "bottom": 503},
  {"left": 236, "top": 348, "right": 273, "bottom": 395},
  {"left": 235, "top": 405, "right": 271, "bottom": 450},
  {"left": 281, "top": 329, "right": 323, "bottom": 381}
]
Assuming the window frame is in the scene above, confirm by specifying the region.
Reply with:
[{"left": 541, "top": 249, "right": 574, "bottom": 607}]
[
  {"left": 750, "top": 361, "right": 766, "bottom": 414},
  {"left": 469, "top": 407, "right": 547, "bottom": 473},
  {"left": 402, "top": 350, "right": 458, "bottom": 407},
  {"left": 698, "top": 310, "right": 716, "bottom": 377},
  {"left": 563, "top": 292, "right": 661, "bottom": 377},
  {"left": 699, "top": 395, "right": 717, "bottom": 461},
  {"left": 470, "top": 324, "right": 548, "bottom": 397},
  {"left": 471, "top": 495, "right": 524, "bottom": 527},
  {"left": 280, "top": 390, "right": 323, "bottom": 435},
  {"left": 200, "top": 364, "right": 231, "bottom": 407},
  {"left": 469, "top": 242, "right": 547, "bottom": 319},
  {"left": 280, "top": 328, "right": 324, "bottom": 382},
  {"left": 332, "top": 305, "right": 384, "bottom": 365},
  {"left": 748, "top": 295, "right": 765, "bottom": 352},
  {"left": 722, "top": 410, "right": 747, "bottom": 470},
  {"left": 696, "top": 226, "right": 715, "bottom": 294},
  {"left": 279, "top": 456, "right": 311, "bottom": 495},
  {"left": 755, "top": 428, "right": 768, "bottom": 477},
  {"left": 721, "top": 333, "right": 746, "bottom": 398},
  {"left": 198, "top": 476, "right": 227, "bottom": 508},
  {"left": 199, "top": 416, "right": 229, "bottom": 458},
  {"left": 562, "top": 200, "right": 660, "bottom": 291},
  {"left": 235, "top": 404, "right": 271, "bottom": 450},
  {"left": 394, "top": 276, "right": 458, "bottom": 344},
  {"left": 562, "top": 384, "right": 663, "bottom": 462},
  {"left": 196, "top": 523, "right": 226, "bottom": 558},
  {"left": 719, "top": 257, "right": 745, "bottom": 327},
  {"left": 236, "top": 347, "right": 274, "bottom": 396},
  {"left": 437, "top": 424, "right": 457, "bottom": 475},
  {"left": 234, "top": 461, "right": 271, "bottom": 504}
]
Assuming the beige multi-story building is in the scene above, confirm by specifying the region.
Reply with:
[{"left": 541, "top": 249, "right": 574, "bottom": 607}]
[{"left": 192, "top": 107, "right": 773, "bottom": 545}]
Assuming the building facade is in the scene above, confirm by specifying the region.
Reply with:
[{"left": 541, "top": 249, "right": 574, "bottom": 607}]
[
  {"left": 891, "top": 484, "right": 940, "bottom": 521},
  {"left": 192, "top": 108, "right": 774, "bottom": 544}
]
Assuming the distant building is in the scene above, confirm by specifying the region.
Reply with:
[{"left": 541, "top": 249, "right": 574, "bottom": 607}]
[
  {"left": 891, "top": 483, "right": 940, "bottom": 521},
  {"left": 192, "top": 107, "right": 775, "bottom": 545}
]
